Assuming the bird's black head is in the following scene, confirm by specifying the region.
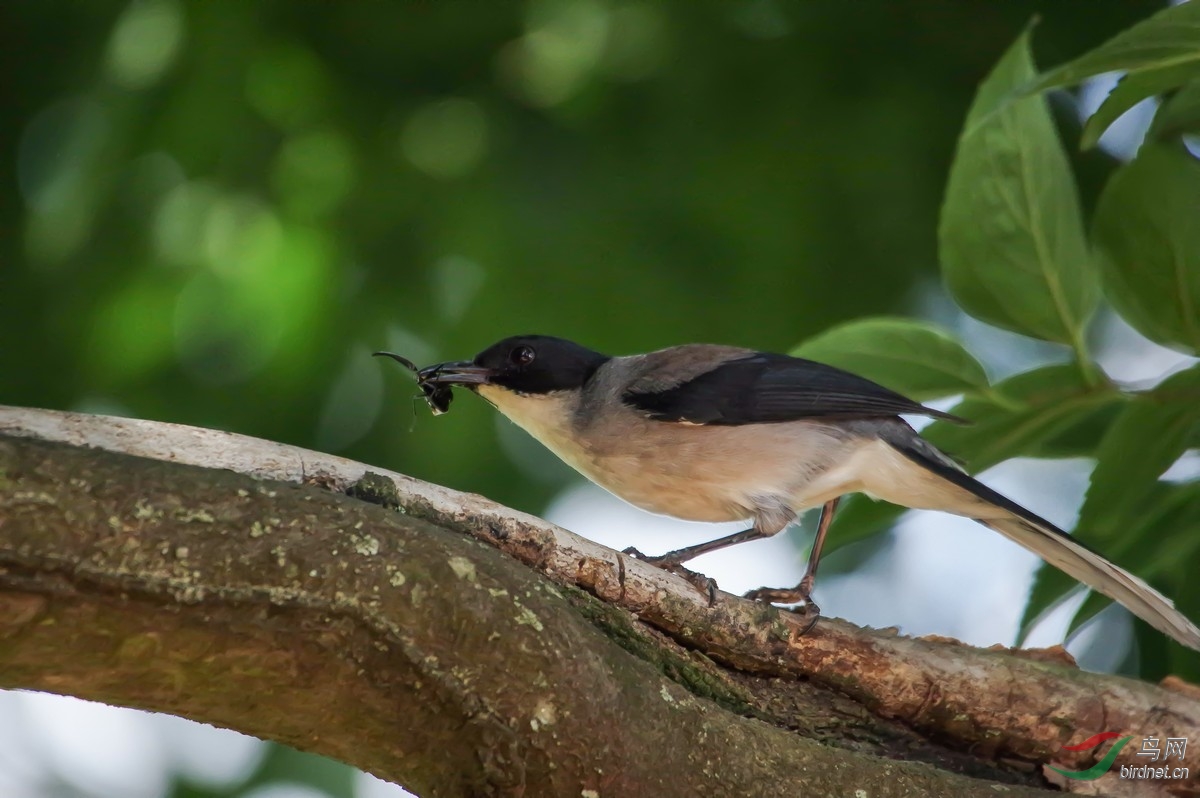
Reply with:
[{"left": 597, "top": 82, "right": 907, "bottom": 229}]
[{"left": 467, "top": 335, "right": 610, "bottom": 394}]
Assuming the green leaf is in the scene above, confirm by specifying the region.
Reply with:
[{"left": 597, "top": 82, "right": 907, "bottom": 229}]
[
  {"left": 1080, "top": 64, "right": 1198, "bottom": 150},
  {"left": 1031, "top": 399, "right": 1123, "bottom": 460},
  {"left": 940, "top": 30, "right": 1098, "bottom": 346},
  {"left": 1075, "top": 365, "right": 1200, "bottom": 546},
  {"left": 1148, "top": 75, "right": 1200, "bottom": 142},
  {"left": 1092, "top": 143, "right": 1200, "bottom": 354},
  {"left": 1026, "top": 1, "right": 1200, "bottom": 95},
  {"left": 1167, "top": 559, "right": 1200, "bottom": 678},
  {"left": 924, "top": 364, "right": 1119, "bottom": 472},
  {"left": 1132, "top": 620, "right": 1172, "bottom": 681},
  {"left": 791, "top": 317, "right": 989, "bottom": 401}
]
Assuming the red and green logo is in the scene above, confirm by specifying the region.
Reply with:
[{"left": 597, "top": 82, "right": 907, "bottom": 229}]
[{"left": 1049, "top": 732, "right": 1134, "bottom": 780}]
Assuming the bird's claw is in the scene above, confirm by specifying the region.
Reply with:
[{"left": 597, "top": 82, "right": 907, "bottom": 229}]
[
  {"left": 621, "top": 546, "right": 684, "bottom": 569},
  {"left": 743, "top": 585, "right": 822, "bottom": 635},
  {"left": 622, "top": 547, "right": 719, "bottom": 606}
]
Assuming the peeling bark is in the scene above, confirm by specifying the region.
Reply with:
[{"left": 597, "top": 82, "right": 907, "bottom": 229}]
[{"left": 1, "top": 406, "right": 1197, "bottom": 797}]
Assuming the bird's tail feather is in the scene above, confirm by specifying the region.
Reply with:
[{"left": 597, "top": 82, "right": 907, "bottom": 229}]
[{"left": 887, "top": 437, "right": 1200, "bottom": 652}]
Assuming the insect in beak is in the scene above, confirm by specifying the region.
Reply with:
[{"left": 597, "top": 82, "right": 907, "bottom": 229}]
[{"left": 373, "top": 351, "right": 455, "bottom": 415}]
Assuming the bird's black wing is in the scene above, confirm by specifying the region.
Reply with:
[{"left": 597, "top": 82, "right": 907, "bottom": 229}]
[{"left": 623, "top": 353, "right": 963, "bottom": 425}]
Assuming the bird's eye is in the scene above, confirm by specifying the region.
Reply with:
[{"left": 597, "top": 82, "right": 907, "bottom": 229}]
[{"left": 510, "top": 345, "right": 536, "bottom": 366}]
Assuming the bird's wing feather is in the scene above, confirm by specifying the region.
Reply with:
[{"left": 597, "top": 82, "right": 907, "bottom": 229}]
[{"left": 622, "top": 351, "right": 961, "bottom": 425}]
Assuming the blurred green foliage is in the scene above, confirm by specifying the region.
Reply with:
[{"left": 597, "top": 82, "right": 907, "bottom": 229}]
[
  {"left": 2, "top": 0, "right": 1163, "bottom": 518},
  {"left": 2, "top": 1, "right": 1196, "bottom": 796}
]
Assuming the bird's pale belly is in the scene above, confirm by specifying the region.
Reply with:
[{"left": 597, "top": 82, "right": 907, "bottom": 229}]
[
  {"left": 540, "top": 420, "right": 856, "bottom": 524},
  {"left": 570, "top": 449, "right": 751, "bottom": 523},
  {"left": 475, "top": 384, "right": 863, "bottom": 525}
]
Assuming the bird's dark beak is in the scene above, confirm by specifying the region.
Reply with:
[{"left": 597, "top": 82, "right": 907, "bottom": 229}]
[{"left": 418, "top": 360, "right": 492, "bottom": 386}]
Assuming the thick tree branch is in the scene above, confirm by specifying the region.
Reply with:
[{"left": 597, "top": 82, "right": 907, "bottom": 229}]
[{"left": 1, "top": 407, "right": 1196, "bottom": 796}]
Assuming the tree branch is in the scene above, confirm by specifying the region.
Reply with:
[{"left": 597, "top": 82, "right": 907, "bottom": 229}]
[{"left": 1, "top": 406, "right": 1196, "bottom": 796}]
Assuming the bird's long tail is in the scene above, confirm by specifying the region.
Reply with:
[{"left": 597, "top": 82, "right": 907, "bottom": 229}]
[{"left": 880, "top": 432, "right": 1200, "bottom": 652}]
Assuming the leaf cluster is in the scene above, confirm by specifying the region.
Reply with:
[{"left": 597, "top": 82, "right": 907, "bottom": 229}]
[{"left": 794, "top": 3, "right": 1200, "bottom": 679}]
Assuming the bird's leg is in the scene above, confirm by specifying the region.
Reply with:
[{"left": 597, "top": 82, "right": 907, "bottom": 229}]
[
  {"left": 623, "top": 527, "right": 765, "bottom": 569},
  {"left": 623, "top": 527, "right": 766, "bottom": 605},
  {"left": 744, "top": 497, "right": 841, "bottom": 629}
]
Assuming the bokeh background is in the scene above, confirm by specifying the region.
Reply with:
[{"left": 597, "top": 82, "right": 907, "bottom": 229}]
[{"left": 2, "top": 2, "right": 1190, "bottom": 797}]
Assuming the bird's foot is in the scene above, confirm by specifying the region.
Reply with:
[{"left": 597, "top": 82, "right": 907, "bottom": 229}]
[
  {"left": 622, "top": 547, "right": 719, "bottom": 605},
  {"left": 620, "top": 546, "right": 689, "bottom": 569},
  {"left": 743, "top": 584, "right": 822, "bottom": 635}
]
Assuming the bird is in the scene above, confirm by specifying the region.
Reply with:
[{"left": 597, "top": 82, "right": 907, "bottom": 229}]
[{"left": 375, "top": 334, "right": 1200, "bottom": 651}]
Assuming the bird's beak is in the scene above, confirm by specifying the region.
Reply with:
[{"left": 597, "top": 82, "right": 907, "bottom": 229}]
[{"left": 418, "top": 360, "right": 492, "bottom": 386}]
